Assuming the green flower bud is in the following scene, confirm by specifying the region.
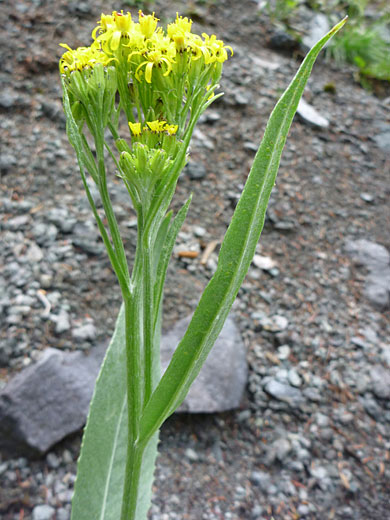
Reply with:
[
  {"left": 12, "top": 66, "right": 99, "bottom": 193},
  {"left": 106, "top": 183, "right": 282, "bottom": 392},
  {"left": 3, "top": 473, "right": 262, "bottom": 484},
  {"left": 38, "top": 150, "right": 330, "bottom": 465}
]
[
  {"left": 116, "top": 138, "right": 132, "bottom": 154},
  {"left": 71, "top": 100, "right": 86, "bottom": 125},
  {"left": 119, "top": 151, "right": 137, "bottom": 181},
  {"left": 134, "top": 143, "right": 149, "bottom": 176},
  {"left": 149, "top": 149, "right": 167, "bottom": 180}
]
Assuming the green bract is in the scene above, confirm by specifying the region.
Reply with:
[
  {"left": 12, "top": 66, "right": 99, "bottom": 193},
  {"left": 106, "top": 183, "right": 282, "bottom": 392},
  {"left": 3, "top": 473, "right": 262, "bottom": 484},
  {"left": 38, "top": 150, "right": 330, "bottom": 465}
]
[{"left": 59, "top": 9, "right": 347, "bottom": 520}]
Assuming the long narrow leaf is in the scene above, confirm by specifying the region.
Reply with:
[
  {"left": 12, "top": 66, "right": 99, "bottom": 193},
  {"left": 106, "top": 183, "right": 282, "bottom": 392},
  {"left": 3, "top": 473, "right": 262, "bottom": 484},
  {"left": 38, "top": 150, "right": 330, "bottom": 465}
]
[
  {"left": 71, "top": 306, "right": 159, "bottom": 520},
  {"left": 153, "top": 196, "right": 192, "bottom": 330},
  {"left": 71, "top": 306, "right": 127, "bottom": 520},
  {"left": 139, "top": 18, "right": 347, "bottom": 443}
]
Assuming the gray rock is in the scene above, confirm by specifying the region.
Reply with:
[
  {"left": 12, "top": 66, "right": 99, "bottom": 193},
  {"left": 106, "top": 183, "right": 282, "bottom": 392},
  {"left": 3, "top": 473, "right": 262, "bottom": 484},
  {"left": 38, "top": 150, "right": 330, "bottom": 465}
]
[
  {"left": 0, "top": 346, "right": 105, "bottom": 454},
  {"left": 184, "top": 160, "right": 207, "bottom": 180},
  {"left": 264, "top": 379, "right": 304, "bottom": 408},
  {"left": 373, "top": 128, "right": 390, "bottom": 154},
  {"left": 370, "top": 366, "right": 390, "bottom": 399},
  {"left": 4, "top": 214, "right": 29, "bottom": 231},
  {"left": 288, "top": 368, "right": 302, "bottom": 387},
  {"left": 233, "top": 90, "right": 251, "bottom": 106},
  {"left": 360, "top": 192, "right": 374, "bottom": 203},
  {"left": 361, "top": 396, "right": 382, "bottom": 420},
  {"left": 0, "top": 314, "right": 247, "bottom": 454},
  {"left": 0, "top": 153, "right": 17, "bottom": 174},
  {"left": 297, "top": 98, "right": 329, "bottom": 129},
  {"left": 27, "top": 243, "right": 44, "bottom": 263},
  {"left": 54, "top": 310, "right": 71, "bottom": 334},
  {"left": 302, "top": 13, "right": 330, "bottom": 50},
  {"left": 47, "top": 208, "right": 77, "bottom": 233},
  {"left": 56, "top": 508, "right": 70, "bottom": 520},
  {"left": 259, "top": 314, "right": 289, "bottom": 332},
  {"left": 32, "top": 504, "right": 55, "bottom": 520},
  {"left": 364, "top": 269, "right": 390, "bottom": 308},
  {"left": 277, "top": 344, "right": 291, "bottom": 360},
  {"left": 33, "top": 223, "right": 58, "bottom": 246},
  {"left": 381, "top": 345, "right": 390, "bottom": 366},
  {"left": 345, "top": 239, "right": 389, "bottom": 271},
  {"left": 303, "top": 387, "right": 322, "bottom": 402},
  {"left": 0, "top": 90, "right": 19, "bottom": 109},
  {"left": 345, "top": 239, "right": 390, "bottom": 308},
  {"left": 161, "top": 314, "right": 247, "bottom": 412},
  {"left": 185, "top": 447, "right": 199, "bottom": 462},
  {"left": 250, "top": 470, "right": 272, "bottom": 491},
  {"left": 71, "top": 236, "right": 104, "bottom": 256},
  {"left": 269, "top": 30, "right": 299, "bottom": 51},
  {"left": 46, "top": 452, "right": 60, "bottom": 469},
  {"left": 72, "top": 320, "right": 97, "bottom": 342}
]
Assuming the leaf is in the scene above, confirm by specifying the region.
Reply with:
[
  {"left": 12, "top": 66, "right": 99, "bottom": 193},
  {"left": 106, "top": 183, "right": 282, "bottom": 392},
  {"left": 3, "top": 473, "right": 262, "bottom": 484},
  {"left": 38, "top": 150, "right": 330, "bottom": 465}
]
[
  {"left": 71, "top": 306, "right": 158, "bottom": 520},
  {"left": 139, "top": 18, "right": 348, "bottom": 443},
  {"left": 153, "top": 196, "right": 192, "bottom": 327}
]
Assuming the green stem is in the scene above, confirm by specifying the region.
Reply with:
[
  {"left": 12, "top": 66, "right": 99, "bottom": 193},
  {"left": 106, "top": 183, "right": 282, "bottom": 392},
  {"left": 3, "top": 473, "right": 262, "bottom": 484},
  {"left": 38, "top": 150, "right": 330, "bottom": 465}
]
[
  {"left": 124, "top": 294, "right": 143, "bottom": 441},
  {"left": 120, "top": 441, "right": 145, "bottom": 520},
  {"left": 142, "top": 235, "right": 154, "bottom": 403},
  {"left": 96, "top": 139, "right": 131, "bottom": 287}
]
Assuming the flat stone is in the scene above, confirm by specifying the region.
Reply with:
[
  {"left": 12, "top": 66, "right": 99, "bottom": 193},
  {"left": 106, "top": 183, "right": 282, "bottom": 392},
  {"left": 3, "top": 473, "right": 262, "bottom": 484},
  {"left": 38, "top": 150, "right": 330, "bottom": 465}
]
[
  {"left": 250, "top": 470, "right": 272, "bottom": 491},
  {"left": 370, "top": 366, "right": 390, "bottom": 399},
  {"left": 364, "top": 269, "right": 390, "bottom": 309},
  {"left": 161, "top": 314, "right": 247, "bottom": 413},
  {"left": 345, "top": 240, "right": 390, "bottom": 308},
  {"left": 252, "top": 254, "right": 277, "bottom": 271},
  {"left": 250, "top": 54, "right": 281, "bottom": 71},
  {"left": 297, "top": 98, "right": 329, "bottom": 129},
  {"left": 54, "top": 309, "right": 71, "bottom": 334},
  {"left": 302, "top": 13, "right": 330, "bottom": 50},
  {"left": 32, "top": 504, "right": 56, "bottom": 520},
  {"left": 184, "top": 160, "right": 207, "bottom": 180},
  {"left": 264, "top": 379, "right": 304, "bottom": 408},
  {"left": 345, "top": 239, "right": 389, "bottom": 271},
  {"left": 0, "top": 314, "right": 247, "bottom": 454},
  {"left": 260, "top": 314, "right": 289, "bottom": 332},
  {"left": 0, "top": 346, "right": 105, "bottom": 454},
  {"left": 373, "top": 128, "right": 390, "bottom": 154},
  {"left": 288, "top": 368, "right": 302, "bottom": 387}
]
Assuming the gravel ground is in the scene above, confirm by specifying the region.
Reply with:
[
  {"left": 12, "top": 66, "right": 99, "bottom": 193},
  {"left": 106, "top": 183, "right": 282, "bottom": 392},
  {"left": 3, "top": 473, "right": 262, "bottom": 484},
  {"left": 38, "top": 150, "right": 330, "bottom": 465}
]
[{"left": 1, "top": 0, "right": 390, "bottom": 519}]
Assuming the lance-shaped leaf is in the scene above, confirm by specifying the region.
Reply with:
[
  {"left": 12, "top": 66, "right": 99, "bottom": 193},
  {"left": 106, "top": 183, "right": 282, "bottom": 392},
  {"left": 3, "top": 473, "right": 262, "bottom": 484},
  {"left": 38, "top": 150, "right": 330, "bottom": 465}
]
[
  {"left": 71, "top": 306, "right": 158, "bottom": 520},
  {"left": 139, "top": 18, "right": 348, "bottom": 443}
]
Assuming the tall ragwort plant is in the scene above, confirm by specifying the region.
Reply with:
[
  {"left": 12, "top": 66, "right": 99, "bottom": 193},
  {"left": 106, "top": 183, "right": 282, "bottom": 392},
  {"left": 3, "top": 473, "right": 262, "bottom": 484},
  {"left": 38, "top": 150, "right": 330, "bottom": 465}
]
[{"left": 59, "top": 10, "right": 347, "bottom": 520}]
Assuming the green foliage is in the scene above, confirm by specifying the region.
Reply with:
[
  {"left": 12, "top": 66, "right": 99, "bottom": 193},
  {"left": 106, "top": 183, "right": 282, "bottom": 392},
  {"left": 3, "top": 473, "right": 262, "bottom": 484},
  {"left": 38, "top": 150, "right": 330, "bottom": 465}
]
[
  {"left": 122, "top": 0, "right": 155, "bottom": 10},
  {"left": 261, "top": 0, "right": 390, "bottom": 84},
  {"left": 260, "top": 0, "right": 304, "bottom": 23},
  {"left": 326, "top": 21, "right": 390, "bottom": 81}
]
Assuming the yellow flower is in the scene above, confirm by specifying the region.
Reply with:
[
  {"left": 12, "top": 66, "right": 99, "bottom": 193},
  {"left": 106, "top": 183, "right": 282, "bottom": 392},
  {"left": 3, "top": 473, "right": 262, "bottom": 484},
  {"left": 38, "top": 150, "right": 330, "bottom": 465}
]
[
  {"left": 167, "top": 14, "right": 193, "bottom": 52},
  {"left": 201, "top": 33, "right": 233, "bottom": 63},
  {"left": 135, "top": 50, "right": 174, "bottom": 83},
  {"left": 164, "top": 124, "right": 178, "bottom": 136},
  {"left": 167, "top": 14, "right": 193, "bottom": 39},
  {"left": 129, "top": 122, "right": 142, "bottom": 136},
  {"left": 94, "top": 11, "right": 134, "bottom": 51},
  {"left": 138, "top": 10, "right": 159, "bottom": 39},
  {"left": 59, "top": 41, "right": 112, "bottom": 73},
  {"left": 145, "top": 120, "right": 167, "bottom": 133}
]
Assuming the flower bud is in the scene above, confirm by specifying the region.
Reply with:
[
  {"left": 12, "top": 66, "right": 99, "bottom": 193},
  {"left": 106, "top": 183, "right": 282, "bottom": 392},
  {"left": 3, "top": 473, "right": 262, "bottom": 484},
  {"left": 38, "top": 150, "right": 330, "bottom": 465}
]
[
  {"left": 149, "top": 149, "right": 167, "bottom": 179},
  {"left": 119, "top": 151, "right": 137, "bottom": 181},
  {"left": 116, "top": 138, "right": 131, "bottom": 154}
]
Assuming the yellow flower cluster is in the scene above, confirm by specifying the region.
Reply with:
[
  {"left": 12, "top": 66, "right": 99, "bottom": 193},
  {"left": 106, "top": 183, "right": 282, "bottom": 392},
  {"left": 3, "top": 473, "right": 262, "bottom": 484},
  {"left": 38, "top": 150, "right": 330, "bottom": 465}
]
[
  {"left": 60, "top": 9, "right": 231, "bottom": 180},
  {"left": 59, "top": 41, "right": 113, "bottom": 74},
  {"left": 60, "top": 10, "right": 232, "bottom": 82},
  {"left": 129, "top": 120, "right": 178, "bottom": 136}
]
